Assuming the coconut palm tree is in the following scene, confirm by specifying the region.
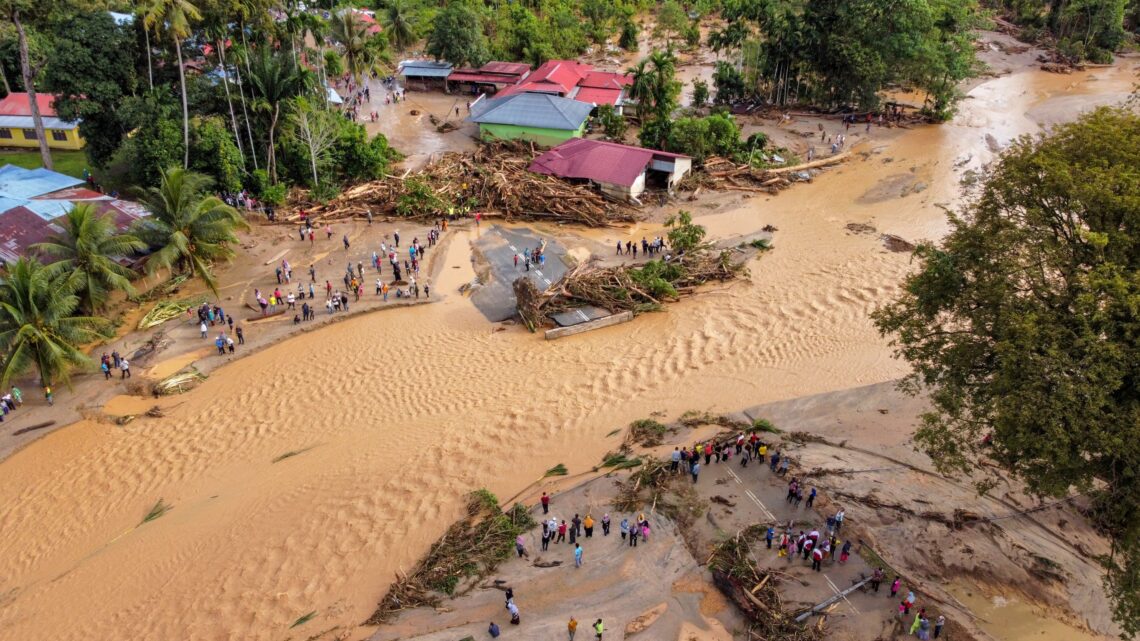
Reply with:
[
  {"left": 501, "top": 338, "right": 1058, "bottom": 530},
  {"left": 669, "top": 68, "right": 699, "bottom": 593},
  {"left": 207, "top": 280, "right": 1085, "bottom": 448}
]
[
  {"left": 382, "top": 0, "right": 416, "bottom": 52},
  {"left": 30, "top": 204, "right": 146, "bottom": 315},
  {"left": 133, "top": 167, "right": 249, "bottom": 295},
  {"left": 625, "top": 58, "right": 653, "bottom": 119},
  {"left": 143, "top": 0, "right": 203, "bottom": 169},
  {"left": 0, "top": 258, "right": 110, "bottom": 388},
  {"left": 247, "top": 50, "right": 313, "bottom": 182},
  {"left": 330, "top": 10, "right": 388, "bottom": 82}
]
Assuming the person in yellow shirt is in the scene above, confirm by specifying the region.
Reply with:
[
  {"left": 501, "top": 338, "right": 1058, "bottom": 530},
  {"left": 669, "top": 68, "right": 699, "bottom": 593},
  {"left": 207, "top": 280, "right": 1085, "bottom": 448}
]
[
  {"left": 583, "top": 514, "right": 595, "bottom": 538},
  {"left": 758, "top": 444, "right": 768, "bottom": 464},
  {"left": 567, "top": 617, "right": 577, "bottom": 640},
  {"left": 593, "top": 618, "right": 604, "bottom": 640}
]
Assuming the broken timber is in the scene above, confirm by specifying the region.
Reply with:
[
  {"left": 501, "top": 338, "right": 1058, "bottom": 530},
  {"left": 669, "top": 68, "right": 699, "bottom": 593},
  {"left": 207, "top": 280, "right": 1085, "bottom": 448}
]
[{"left": 794, "top": 577, "right": 871, "bottom": 622}]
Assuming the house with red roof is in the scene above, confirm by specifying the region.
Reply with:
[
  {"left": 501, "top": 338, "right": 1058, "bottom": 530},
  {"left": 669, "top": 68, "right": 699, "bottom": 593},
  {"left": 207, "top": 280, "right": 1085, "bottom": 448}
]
[
  {"left": 0, "top": 93, "right": 84, "bottom": 151},
  {"left": 447, "top": 61, "right": 531, "bottom": 95},
  {"left": 495, "top": 60, "right": 633, "bottom": 112},
  {"left": 528, "top": 138, "right": 691, "bottom": 202}
]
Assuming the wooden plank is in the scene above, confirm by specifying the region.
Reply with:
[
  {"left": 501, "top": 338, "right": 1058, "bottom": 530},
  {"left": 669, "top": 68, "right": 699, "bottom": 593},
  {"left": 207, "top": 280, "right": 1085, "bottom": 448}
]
[{"left": 544, "top": 311, "right": 634, "bottom": 340}]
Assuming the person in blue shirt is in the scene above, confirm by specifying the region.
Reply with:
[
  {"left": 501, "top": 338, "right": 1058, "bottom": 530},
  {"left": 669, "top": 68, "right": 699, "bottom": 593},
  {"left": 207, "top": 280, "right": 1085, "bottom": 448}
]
[
  {"left": 488, "top": 621, "right": 500, "bottom": 637},
  {"left": 574, "top": 543, "right": 583, "bottom": 567}
]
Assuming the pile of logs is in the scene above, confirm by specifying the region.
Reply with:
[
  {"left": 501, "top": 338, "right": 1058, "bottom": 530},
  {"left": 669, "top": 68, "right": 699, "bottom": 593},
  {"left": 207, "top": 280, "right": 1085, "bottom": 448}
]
[
  {"left": 691, "top": 152, "right": 853, "bottom": 194},
  {"left": 289, "top": 142, "right": 640, "bottom": 228}
]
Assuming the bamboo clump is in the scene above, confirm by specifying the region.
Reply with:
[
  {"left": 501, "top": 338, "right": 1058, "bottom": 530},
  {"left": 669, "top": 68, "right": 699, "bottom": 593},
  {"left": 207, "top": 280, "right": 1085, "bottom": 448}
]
[{"left": 289, "top": 141, "right": 641, "bottom": 228}]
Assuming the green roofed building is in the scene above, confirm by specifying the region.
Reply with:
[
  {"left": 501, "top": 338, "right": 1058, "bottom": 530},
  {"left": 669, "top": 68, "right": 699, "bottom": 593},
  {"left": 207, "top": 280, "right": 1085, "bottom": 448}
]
[{"left": 467, "top": 92, "right": 594, "bottom": 147}]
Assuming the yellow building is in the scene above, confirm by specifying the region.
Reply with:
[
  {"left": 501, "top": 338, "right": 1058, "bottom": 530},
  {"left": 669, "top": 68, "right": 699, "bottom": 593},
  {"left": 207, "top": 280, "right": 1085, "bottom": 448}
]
[{"left": 0, "top": 92, "right": 85, "bottom": 151}]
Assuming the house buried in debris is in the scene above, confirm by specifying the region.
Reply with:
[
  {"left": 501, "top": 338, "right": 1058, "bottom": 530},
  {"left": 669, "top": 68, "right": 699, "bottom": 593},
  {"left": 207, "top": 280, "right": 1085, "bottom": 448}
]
[{"left": 528, "top": 138, "right": 692, "bottom": 202}]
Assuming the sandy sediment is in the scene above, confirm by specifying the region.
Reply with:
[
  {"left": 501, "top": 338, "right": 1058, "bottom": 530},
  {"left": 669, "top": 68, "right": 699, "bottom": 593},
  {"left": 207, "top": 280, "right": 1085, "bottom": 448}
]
[{"left": 0, "top": 33, "right": 1135, "bottom": 641}]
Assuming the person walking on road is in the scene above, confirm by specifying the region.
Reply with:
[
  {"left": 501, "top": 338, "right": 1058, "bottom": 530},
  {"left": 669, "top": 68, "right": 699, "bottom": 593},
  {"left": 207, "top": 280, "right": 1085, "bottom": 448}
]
[
  {"left": 541, "top": 492, "right": 550, "bottom": 514},
  {"left": 119, "top": 358, "right": 131, "bottom": 379},
  {"left": 568, "top": 616, "right": 578, "bottom": 640},
  {"left": 691, "top": 461, "right": 700, "bottom": 483},
  {"left": 574, "top": 543, "right": 583, "bottom": 567},
  {"left": 593, "top": 619, "right": 604, "bottom": 640}
]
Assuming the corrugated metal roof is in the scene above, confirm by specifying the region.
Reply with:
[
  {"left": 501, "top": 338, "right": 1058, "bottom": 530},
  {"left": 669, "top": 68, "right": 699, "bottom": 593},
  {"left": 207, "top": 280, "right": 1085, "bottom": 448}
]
[
  {"left": 0, "top": 165, "right": 84, "bottom": 199},
  {"left": 574, "top": 87, "right": 622, "bottom": 106},
  {"left": 0, "top": 115, "right": 80, "bottom": 130},
  {"left": 529, "top": 138, "right": 689, "bottom": 187},
  {"left": 0, "top": 92, "right": 60, "bottom": 117},
  {"left": 399, "top": 60, "right": 453, "bottom": 78},
  {"left": 468, "top": 93, "right": 593, "bottom": 131}
]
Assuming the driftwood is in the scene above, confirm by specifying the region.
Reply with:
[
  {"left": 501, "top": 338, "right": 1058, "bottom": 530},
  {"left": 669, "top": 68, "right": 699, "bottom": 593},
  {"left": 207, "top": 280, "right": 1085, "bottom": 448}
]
[
  {"left": 515, "top": 249, "right": 748, "bottom": 331},
  {"left": 287, "top": 141, "right": 640, "bottom": 228}
]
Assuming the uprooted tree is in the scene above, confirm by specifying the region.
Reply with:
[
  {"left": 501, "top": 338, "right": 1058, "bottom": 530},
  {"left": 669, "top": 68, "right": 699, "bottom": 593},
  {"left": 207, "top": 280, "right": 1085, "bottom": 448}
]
[{"left": 873, "top": 107, "right": 1140, "bottom": 639}]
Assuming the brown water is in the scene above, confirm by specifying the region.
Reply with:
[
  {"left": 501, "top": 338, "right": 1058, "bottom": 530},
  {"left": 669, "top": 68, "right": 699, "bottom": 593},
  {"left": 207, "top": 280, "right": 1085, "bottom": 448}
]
[{"left": 0, "top": 56, "right": 1134, "bottom": 641}]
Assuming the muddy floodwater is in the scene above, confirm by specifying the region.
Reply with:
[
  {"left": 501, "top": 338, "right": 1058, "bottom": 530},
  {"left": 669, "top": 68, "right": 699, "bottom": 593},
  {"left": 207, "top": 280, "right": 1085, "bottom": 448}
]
[{"left": 0, "top": 48, "right": 1135, "bottom": 641}]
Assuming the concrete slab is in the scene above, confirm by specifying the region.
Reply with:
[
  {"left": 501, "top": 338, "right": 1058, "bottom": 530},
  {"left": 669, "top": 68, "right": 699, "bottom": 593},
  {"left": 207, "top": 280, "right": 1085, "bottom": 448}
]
[
  {"left": 550, "top": 306, "right": 610, "bottom": 327},
  {"left": 470, "top": 225, "right": 569, "bottom": 322}
]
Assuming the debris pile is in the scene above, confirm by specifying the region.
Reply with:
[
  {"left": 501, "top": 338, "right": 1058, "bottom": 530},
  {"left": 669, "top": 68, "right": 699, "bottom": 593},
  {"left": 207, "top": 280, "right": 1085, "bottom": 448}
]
[
  {"left": 366, "top": 490, "right": 535, "bottom": 625},
  {"left": 709, "top": 525, "right": 824, "bottom": 641},
  {"left": 515, "top": 250, "right": 747, "bottom": 332},
  {"left": 291, "top": 142, "right": 640, "bottom": 227}
]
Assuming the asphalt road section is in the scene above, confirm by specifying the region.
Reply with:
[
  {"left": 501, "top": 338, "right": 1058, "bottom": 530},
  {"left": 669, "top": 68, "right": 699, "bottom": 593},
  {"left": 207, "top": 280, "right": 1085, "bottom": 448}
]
[{"left": 471, "top": 225, "right": 570, "bottom": 322}]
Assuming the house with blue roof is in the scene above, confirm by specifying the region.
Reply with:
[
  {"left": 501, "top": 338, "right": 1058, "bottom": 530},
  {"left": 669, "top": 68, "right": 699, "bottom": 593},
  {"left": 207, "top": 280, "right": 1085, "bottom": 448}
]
[{"left": 467, "top": 92, "right": 594, "bottom": 147}]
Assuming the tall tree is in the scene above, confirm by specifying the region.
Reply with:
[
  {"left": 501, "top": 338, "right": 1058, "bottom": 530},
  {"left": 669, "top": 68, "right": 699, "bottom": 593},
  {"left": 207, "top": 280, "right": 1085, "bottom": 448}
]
[
  {"left": 289, "top": 97, "right": 338, "bottom": 187},
  {"left": 873, "top": 107, "right": 1140, "bottom": 637},
  {"left": 246, "top": 49, "right": 311, "bottom": 182},
  {"left": 143, "top": 0, "right": 202, "bottom": 169},
  {"left": 43, "top": 11, "right": 139, "bottom": 167},
  {"left": 133, "top": 167, "right": 248, "bottom": 295},
  {"left": 426, "top": 1, "right": 488, "bottom": 68},
  {"left": 381, "top": 0, "right": 415, "bottom": 52},
  {"left": 329, "top": 10, "right": 387, "bottom": 82},
  {"left": 30, "top": 203, "right": 145, "bottom": 314},
  {"left": 1, "top": 0, "right": 54, "bottom": 168},
  {"left": 0, "top": 258, "right": 109, "bottom": 388}
]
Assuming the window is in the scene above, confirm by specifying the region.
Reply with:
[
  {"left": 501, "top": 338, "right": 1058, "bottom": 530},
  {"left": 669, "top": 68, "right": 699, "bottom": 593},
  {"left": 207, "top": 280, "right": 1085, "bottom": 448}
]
[
  {"left": 0, "top": 129, "right": 11, "bottom": 139},
  {"left": 21, "top": 129, "right": 37, "bottom": 140},
  {"left": 51, "top": 130, "right": 68, "bottom": 142}
]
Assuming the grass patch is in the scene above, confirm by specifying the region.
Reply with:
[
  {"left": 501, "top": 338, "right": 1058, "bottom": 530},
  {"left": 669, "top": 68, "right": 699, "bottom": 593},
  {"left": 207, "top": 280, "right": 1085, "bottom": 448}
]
[
  {"left": 0, "top": 149, "right": 89, "bottom": 178},
  {"left": 272, "top": 446, "right": 316, "bottom": 463},
  {"left": 752, "top": 418, "right": 781, "bottom": 434},
  {"left": 543, "top": 463, "right": 568, "bottom": 477},
  {"left": 605, "top": 428, "right": 621, "bottom": 437},
  {"left": 749, "top": 238, "right": 772, "bottom": 250},
  {"left": 139, "top": 498, "right": 172, "bottom": 525},
  {"left": 289, "top": 611, "right": 317, "bottom": 628}
]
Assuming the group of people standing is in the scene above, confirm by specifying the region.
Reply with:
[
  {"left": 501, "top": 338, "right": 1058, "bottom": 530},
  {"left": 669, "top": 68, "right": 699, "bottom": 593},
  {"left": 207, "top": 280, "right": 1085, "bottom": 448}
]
[{"left": 615, "top": 236, "right": 667, "bottom": 258}]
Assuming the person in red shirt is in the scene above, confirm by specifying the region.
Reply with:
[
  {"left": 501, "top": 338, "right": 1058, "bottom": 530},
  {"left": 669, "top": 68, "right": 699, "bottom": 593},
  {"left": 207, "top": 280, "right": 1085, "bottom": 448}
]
[
  {"left": 541, "top": 491, "right": 550, "bottom": 514},
  {"left": 556, "top": 520, "right": 567, "bottom": 543}
]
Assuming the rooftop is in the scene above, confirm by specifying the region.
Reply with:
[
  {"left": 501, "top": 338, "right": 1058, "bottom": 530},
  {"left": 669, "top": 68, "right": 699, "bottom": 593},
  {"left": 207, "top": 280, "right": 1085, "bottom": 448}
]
[
  {"left": 399, "top": 59, "right": 454, "bottom": 78},
  {"left": 528, "top": 138, "right": 689, "bottom": 187},
  {"left": 499, "top": 59, "right": 592, "bottom": 98},
  {"left": 469, "top": 92, "right": 594, "bottom": 131},
  {"left": 0, "top": 93, "right": 62, "bottom": 118}
]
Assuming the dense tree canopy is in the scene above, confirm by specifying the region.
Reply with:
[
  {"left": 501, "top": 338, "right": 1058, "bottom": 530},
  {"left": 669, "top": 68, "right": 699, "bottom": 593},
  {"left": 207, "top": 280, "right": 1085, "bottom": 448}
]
[{"left": 873, "top": 108, "right": 1140, "bottom": 637}]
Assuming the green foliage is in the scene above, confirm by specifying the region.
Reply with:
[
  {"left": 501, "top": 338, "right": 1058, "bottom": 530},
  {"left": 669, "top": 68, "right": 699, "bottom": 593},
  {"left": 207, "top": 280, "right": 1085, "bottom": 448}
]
[
  {"left": 596, "top": 103, "right": 627, "bottom": 141},
  {"left": 629, "top": 49, "right": 681, "bottom": 147},
  {"left": 712, "top": 60, "right": 744, "bottom": 104},
  {"left": 42, "top": 11, "right": 138, "bottom": 167},
  {"left": 1001, "top": 0, "right": 1126, "bottom": 62},
  {"left": 114, "top": 93, "right": 184, "bottom": 187},
  {"left": 30, "top": 203, "right": 145, "bottom": 314},
  {"left": 133, "top": 167, "right": 249, "bottom": 295},
  {"left": 543, "top": 463, "right": 568, "bottom": 477},
  {"left": 691, "top": 78, "right": 709, "bottom": 108},
  {"left": 619, "top": 19, "right": 639, "bottom": 51},
  {"left": 872, "top": 108, "right": 1140, "bottom": 637},
  {"left": 427, "top": 1, "right": 488, "bottom": 68},
  {"left": 628, "top": 418, "right": 670, "bottom": 446},
  {"left": 655, "top": 0, "right": 689, "bottom": 42},
  {"left": 751, "top": 417, "right": 779, "bottom": 433},
  {"left": 396, "top": 177, "right": 446, "bottom": 217},
  {"left": 190, "top": 116, "right": 242, "bottom": 193},
  {"left": 330, "top": 11, "right": 390, "bottom": 81},
  {"left": 630, "top": 260, "right": 682, "bottom": 299},
  {"left": 582, "top": 0, "right": 617, "bottom": 43},
  {"left": 664, "top": 210, "right": 706, "bottom": 253},
  {"left": 323, "top": 48, "right": 344, "bottom": 78},
  {"left": 683, "top": 20, "right": 701, "bottom": 47},
  {"left": 331, "top": 121, "right": 399, "bottom": 183},
  {"left": 381, "top": 0, "right": 416, "bottom": 51},
  {"left": 663, "top": 112, "right": 743, "bottom": 163},
  {"left": 0, "top": 257, "right": 111, "bottom": 388}
]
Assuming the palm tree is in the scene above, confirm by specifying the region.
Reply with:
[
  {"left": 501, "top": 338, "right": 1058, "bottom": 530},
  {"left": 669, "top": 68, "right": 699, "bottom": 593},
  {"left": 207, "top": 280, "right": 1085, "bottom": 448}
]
[
  {"left": 625, "top": 59, "right": 653, "bottom": 119},
  {"left": 133, "top": 167, "right": 249, "bottom": 295},
  {"left": 247, "top": 50, "right": 312, "bottom": 182},
  {"left": 330, "top": 10, "right": 388, "bottom": 82},
  {"left": 30, "top": 204, "right": 146, "bottom": 315},
  {"left": 0, "top": 258, "right": 110, "bottom": 388},
  {"left": 382, "top": 0, "right": 416, "bottom": 52},
  {"left": 143, "top": 0, "right": 203, "bottom": 169}
]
